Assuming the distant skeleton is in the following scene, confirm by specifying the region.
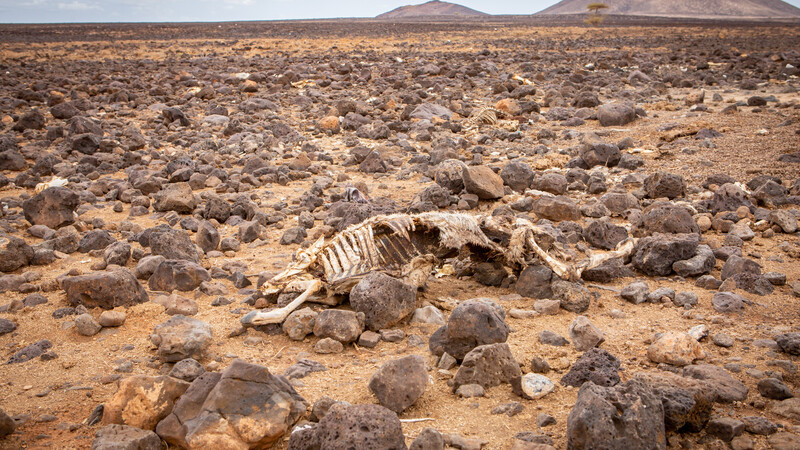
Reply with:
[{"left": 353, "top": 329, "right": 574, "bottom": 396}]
[
  {"left": 462, "top": 107, "right": 519, "bottom": 137},
  {"left": 241, "top": 212, "right": 635, "bottom": 327}
]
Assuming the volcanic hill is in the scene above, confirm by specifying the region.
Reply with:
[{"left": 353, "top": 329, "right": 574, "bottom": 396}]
[
  {"left": 537, "top": 0, "right": 800, "bottom": 18},
  {"left": 377, "top": 0, "right": 488, "bottom": 18}
]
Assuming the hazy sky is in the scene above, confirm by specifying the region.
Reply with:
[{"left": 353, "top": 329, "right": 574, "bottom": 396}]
[{"left": 2, "top": 0, "right": 800, "bottom": 23}]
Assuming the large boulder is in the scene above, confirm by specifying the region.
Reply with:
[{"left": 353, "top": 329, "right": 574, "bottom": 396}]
[
  {"left": 561, "top": 348, "right": 621, "bottom": 388},
  {"left": 636, "top": 203, "right": 699, "bottom": 236},
  {"left": 463, "top": 165, "right": 504, "bottom": 200},
  {"left": 673, "top": 245, "right": 715, "bottom": 277},
  {"left": 644, "top": 172, "right": 686, "bottom": 199},
  {"left": 597, "top": 102, "right": 636, "bottom": 127},
  {"left": 150, "top": 315, "right": 213, "bottom": 362},
  {"left": 102, "top": 375, "right": 190, "bottom": 430},
  {"left": 452, "top": 343, "right": 521, "bottom": 392},
  {"left": 349, "top": 272, "right": 417, "bottom": 331},
  {"left": 156, "top": 359, "right": 307, "bottom": 449},
  {"left": 584, "top": 219, "right": 628, "bottom": 250},
  {"left": 313, "top": 309, "right": 365, "bottom": 344},
  {"left": 143, "top": 227, "right": 201, "bottom": 263},
  {"left": 61, "top": 268, "right": 149, "bottom": 309},
  {"left": 709, "top": 183, "right": 752, "bottom": 214},
  {"left": 152, "top": 182, "right": 197, "bottom": 214},
  {"left": 22, "top": 187, "right": 79, "bottom": 229},
  {"left": 310, "top": 403, "right": 407, "bottom": 450},
  {"left": 533, "top": 195, "right": 580, "bottom": 222},
  {"left": 434, "top": 159, "right": 467, "bottom": 194},
  {"left": 633, "top": 233, "right": 699, "bottom": 276},
  {"left": 581, "top": 143, "right": 621, "bottom": 168},
  {"left": 631, "top": 371, "right": 714, "bottom": 432},
  {"left": 0, "top": 235, "right": 34, "bottom": 273},
  {"left": 430, "top": 299, "right": 509, "bottom": 360},
  {"left": 683, "top": 364, "right": 748, "bottom": 403},
  {"left": 567, "top": 379, "right": 666, "bottom": 450},
  {"left": 148, "top": 260, "right": 210, "bottom": 292},
  {"left": 368, "top": 355, "right": 428, "bottom": 413},
  {"left": 500, "top": 161, "right": 535, "bottom": 192}
]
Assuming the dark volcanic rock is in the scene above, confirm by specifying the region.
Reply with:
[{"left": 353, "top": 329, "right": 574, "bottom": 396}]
[
  {"left": 92, "top": 424, "right": 164, "bottom": 450},
  {"left": 633, "top": 233, "right": 699, "bottom": 276},
  {"left": 597, "top": 102, "right": 636, "bottom": 127},
  {"left": 567, "top": 379, "right": 665, "bottom": 450},
  {"left": 452, "top": 343, "right": 521, "bottom": 392},
  {"left": 368, "top": 355, "right": 427, "bottom": 413},
  {"left": 433, "top": 299, "right": 509, "bottom": 360},
  {"left": 581, "top": 143, "right": 621, "bottom": 168},
  {"left": 500, "top": 161, "right": 535, "bottom": 192},
  {"left": 0, "top": 408, "right": 16, "bottom": 438},
  {"left": 561, "top": 348, "right": 621, "bottom": 388},
  {"left": 62, "top": 269, "right": 148, "bottom": 309},
  {"left": 143, "top": 227, "right": 201, "bottom": 263},
  {"left": 349, "top": 272, "right": 417, "bottom": 331},
  {"left": 631, "top": 371, "right": 714, "bottom": 432},
  {"left": 22, "top": 187, "right": 79, "bottom": 229},
  {"left": 0, "top": 235, "right": 34, "bottom": 273},
  {"left": 7, "top": 339, "right": 52, "bottom": 364},
  {"left": 148, "top": 260, "right": 210, "bottom": 292},
  {"left": 637, "top": 203, "right": 699, "bottom": 236},
  {"left": 533, "top": 195, "right": 580, "bottom": 222},
  {"left": 584, "top": 219, "right": 628, "bottom": 250},
  {"left": 775, "top": 333, "right": 800, "bottom": 356},
  {"left": 515, "top": 264, "right": 553, "bottom": 299},
  {"left": 710, "top": 183, "right": 752, "bottom": 214},
  {"left": 644, "top": 172, "right": 686, "bottom": 199},
  {"left": 311, "top": 403, "right": 407, "bottom": 450}
]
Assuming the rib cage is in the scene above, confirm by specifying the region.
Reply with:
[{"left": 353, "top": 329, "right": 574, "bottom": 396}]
[
  {"left": 466, "top": 107, "right": 504, "bottom": 126},
  {"left": 314, "top": 212, "right": 503, "bottom": 289}
]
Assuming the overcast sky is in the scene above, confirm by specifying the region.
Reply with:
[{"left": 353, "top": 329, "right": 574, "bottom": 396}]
[{"left": 2, "top": 0, "right": 800, "bottom": 23}]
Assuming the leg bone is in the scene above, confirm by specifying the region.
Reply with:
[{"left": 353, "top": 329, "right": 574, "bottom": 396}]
[
  {"left": 575, "top": 238, "right": 637, "bottom": 278},
  {"left": 525, "top": 233, "right": 576, "bottom": 281},
  {"left": 241, "top": 279, "right": 323, "bottom": 326}
]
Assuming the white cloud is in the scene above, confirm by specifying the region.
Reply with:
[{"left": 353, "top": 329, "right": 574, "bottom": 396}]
[{"left": 57, "top": 1, "right": 99, "bottom": 10}]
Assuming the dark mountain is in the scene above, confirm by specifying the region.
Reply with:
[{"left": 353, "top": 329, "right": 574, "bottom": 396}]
[
  {"left": 537, "top": 0, "right": 800, "bottom": 18},
  {"left": 377, "top": 0, "right": 488, "bottom": 18}
]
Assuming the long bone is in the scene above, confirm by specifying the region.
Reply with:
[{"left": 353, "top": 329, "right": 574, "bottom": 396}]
[{"left": 241, "top": 278, "right": 323, "bottom": 326}]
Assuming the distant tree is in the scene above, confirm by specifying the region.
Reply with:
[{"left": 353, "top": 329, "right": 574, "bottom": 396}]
[
  {"left": 586, "top": 2, "right": 609, "bottom": 14},
  {"left": 585, "top": 2, "right": 608, "bottom": 27}
]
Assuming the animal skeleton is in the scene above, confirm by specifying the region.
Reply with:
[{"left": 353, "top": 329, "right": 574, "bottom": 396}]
[
  {"left": 462, "top": 107, "right": 518, "bottom": 136},
  {"left": 241, "top": 212, "right": 636, "bottom": 327}
]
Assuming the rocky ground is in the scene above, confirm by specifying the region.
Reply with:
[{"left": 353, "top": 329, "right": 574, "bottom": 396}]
[{"left": 1, "top": 18, "right": 800, "bottom": 450}]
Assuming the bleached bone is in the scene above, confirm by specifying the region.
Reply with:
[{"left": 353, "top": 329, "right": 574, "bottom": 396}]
[
  {"left": 241, "top": 279, "right": 323, "bottom": 326},
  {"left": 34, "top": 177, "right": 68, "bottom": 194},
  {"left": 241, "top": 212, "right": 637, "bottom": 327}
]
